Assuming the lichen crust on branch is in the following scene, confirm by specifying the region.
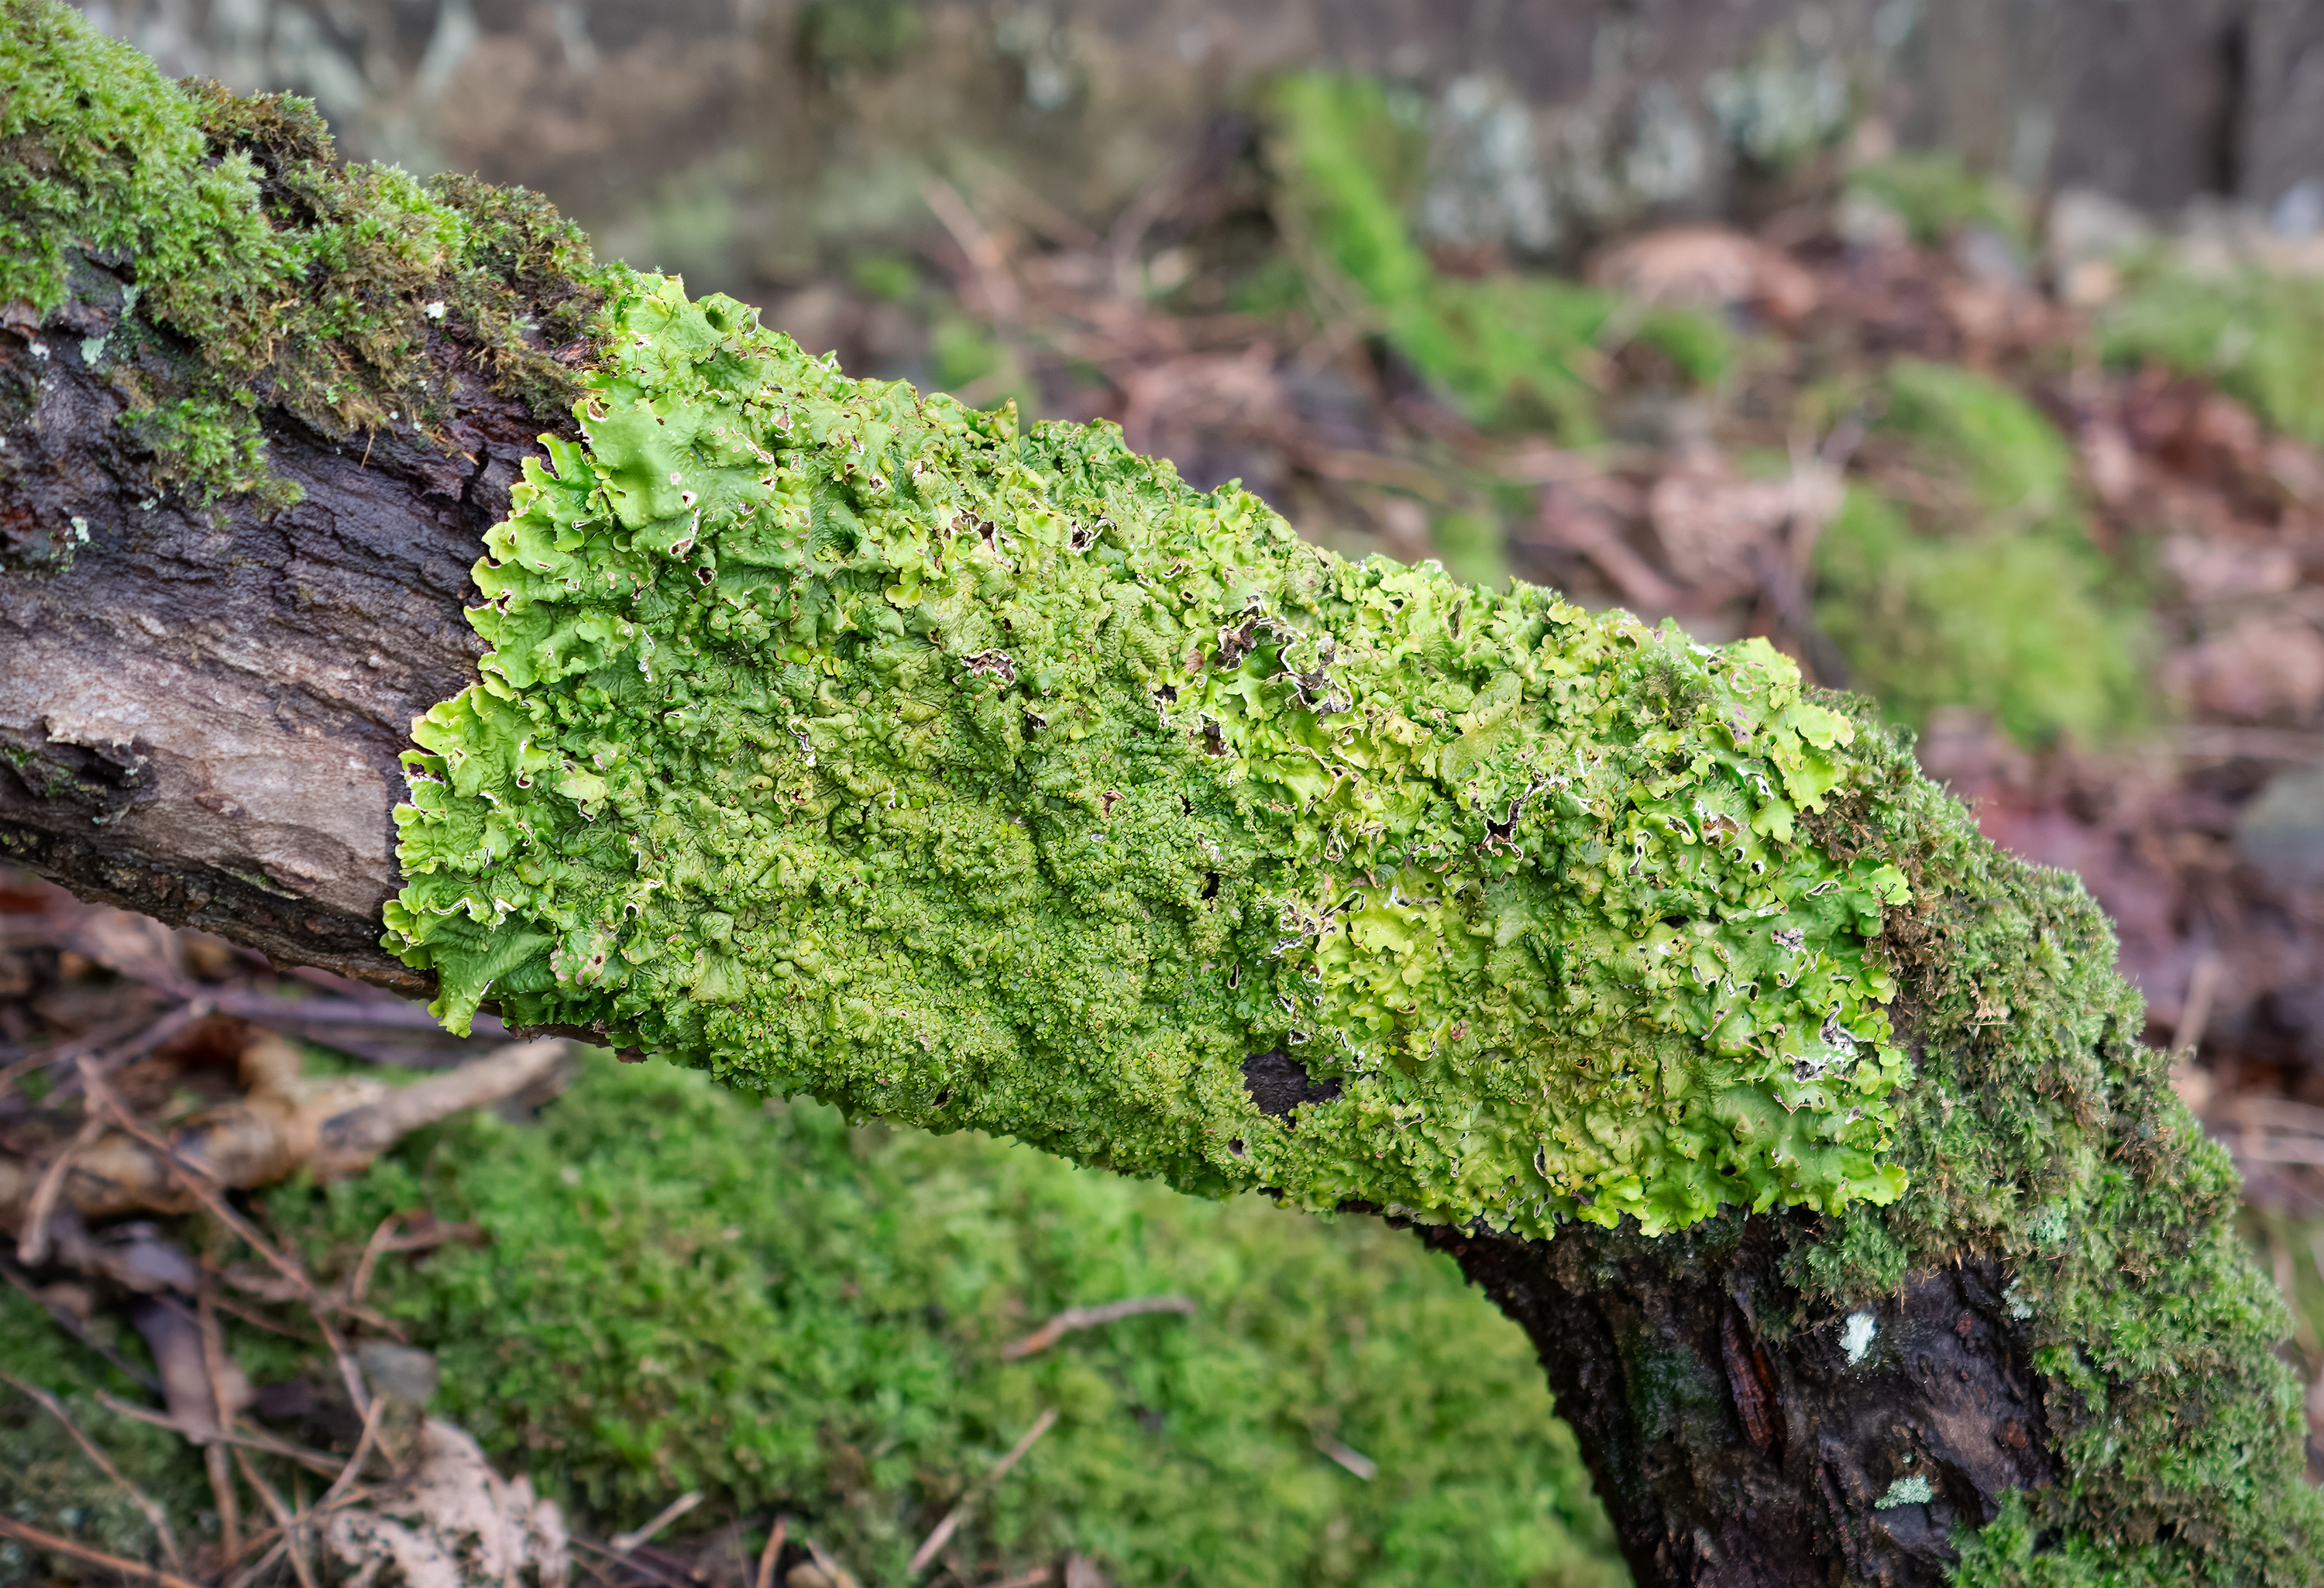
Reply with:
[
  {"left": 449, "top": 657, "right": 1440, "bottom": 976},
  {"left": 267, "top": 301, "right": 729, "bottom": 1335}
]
[{"left": 387, "top": 275, "right": 1917, "bottom": 1237}]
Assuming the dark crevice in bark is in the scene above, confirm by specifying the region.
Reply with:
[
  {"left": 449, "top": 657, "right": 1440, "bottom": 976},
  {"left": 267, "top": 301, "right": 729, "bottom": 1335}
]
[{"left": 1421, "top": 1216, "right": 2055, "bottom": 1588}]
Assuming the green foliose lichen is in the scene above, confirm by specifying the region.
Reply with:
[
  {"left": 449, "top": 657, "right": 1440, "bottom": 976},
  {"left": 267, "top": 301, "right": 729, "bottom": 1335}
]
[
  {"left": 387, "top": 273, "right": 1915, "bottom": 1240},
  {"left": 0, "top": 0, "right": 617, "bottom": 504}
]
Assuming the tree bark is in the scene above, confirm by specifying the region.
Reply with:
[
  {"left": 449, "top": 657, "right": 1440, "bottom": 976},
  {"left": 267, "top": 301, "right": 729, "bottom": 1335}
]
[
  {"left": 1, "top": 280, "right": 549, "bottom": 993},
  {"left": 1422, "top": 1219, "right": 2054, "bottom": 1588}
]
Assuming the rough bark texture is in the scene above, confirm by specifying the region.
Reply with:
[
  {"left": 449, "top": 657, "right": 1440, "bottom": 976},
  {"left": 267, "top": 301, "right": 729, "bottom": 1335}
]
[
  {"left": 1427, "top": 1218, "right": 2055, "bottom": 1588},
  {"left": 0, "top": 281, "right": 552, "bottom": 992}
]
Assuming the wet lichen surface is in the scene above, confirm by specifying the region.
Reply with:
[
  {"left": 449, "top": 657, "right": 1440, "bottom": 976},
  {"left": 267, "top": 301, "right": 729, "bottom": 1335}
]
[{"left": 387, "top": 275, "right": 1918, "bottom": 1241}]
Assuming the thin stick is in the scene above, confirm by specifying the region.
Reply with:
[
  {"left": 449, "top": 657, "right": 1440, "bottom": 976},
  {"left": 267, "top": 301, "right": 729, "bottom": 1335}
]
[
  {"left": 908, "top": 1408, "right": 1059, "bottom": 1574},
  {"left": 755, "top": 1514, "right": 789, "bottom": 1588},
  {"left": 610, "top": 1490, "right": 704, "bottom": 1553},
  {"left": 999, "top": 1294, "right": 1196, "bottom": 1359},
  {"left": 224, "top": 1536, "right": 288, "bottom": 1588},
  {"left": 0, "top": 1513, "right": 206, "bottom": 1588},
  {"left": 235, "top": 1445, "right": 320, "bottom": 1588},
  {"left": 207, "top": 1442, "right": 243, "bottom": 1563},
  {"left": 76, "top": 1057, "right": 317, "bottom": 1303},
  {"left": 808, "top": 1536, "right": 865, "bottom": 1588},
  {"left": 311, "top": 1301, "right": 372, "bottom": 1416},
  {"left": 15, "top": 1109, "right": 107, "bottom": 1266},
  {"left": 0, "top": 1370, "right": 184, "bottom": 1572},
  {"left": 570, "top": 1536, "right": 698, "bottom": 1588},
  {"left": 348, "top": 1212, "right": 408, "bottom": 1307},
  {"left": 95, "top": 1391, "right": 347, "bottom": 1476},
  {"left": 318, "top": 1394, "right": 385, "bottom": 1512},
  {"left": 194, "top": 1269, "right": 248, "bottom": 1559}
]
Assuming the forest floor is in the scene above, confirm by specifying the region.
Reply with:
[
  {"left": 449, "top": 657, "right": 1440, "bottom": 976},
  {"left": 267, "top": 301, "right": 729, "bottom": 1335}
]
[{"left": 12, "top": 92, "right": 2324, "bottom": 1588}]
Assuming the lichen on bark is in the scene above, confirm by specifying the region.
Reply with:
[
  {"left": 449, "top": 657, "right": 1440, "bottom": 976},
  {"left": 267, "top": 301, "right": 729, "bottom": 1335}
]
[{"left": 387, "top": 274, "right": 1919, "bottom": 1239}]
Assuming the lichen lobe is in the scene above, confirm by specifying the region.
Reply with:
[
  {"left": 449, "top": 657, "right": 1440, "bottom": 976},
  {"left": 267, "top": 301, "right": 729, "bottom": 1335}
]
[{"left": 388, "top": 273, "right": 1917, "bottom": 1240}]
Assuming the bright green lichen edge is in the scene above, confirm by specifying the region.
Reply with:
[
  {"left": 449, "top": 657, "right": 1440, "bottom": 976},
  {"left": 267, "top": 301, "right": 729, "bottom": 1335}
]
[{"left": 386, "top": 274, "right": 1917, "bottom": 1242}]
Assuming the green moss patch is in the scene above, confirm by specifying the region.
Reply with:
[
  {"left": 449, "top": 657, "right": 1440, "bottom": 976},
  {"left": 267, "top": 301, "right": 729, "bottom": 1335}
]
[
  {"left": 2, "top": 1049, "right": 1625, "bottom": 1587},
  {"left": 1813, "top": 363, "right": 2151, "bottom": 747},
  {"left": 2103, "top": 266, "right": 2324, "bottom": 448},
  {"left": 0, "top": 0, "right": 617, "bottom": 504},
  {"left": 1267, "top": 74, "right": 1729, "bottom": 440}
]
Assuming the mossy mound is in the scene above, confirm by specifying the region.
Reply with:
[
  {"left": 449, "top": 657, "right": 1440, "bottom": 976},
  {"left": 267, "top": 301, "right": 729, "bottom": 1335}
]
[
  {"left": 1814, "top": 363, "right": 2152, "bottom": 748},
  {"left": 1266, "top": 74, "right": 1729, "bottom": 440},
  {"left": 2104, "top": 266, "right": 2324, "bottom": 449},
  {"left": 2, "top": 1049, "right": 1625, "bottom": 1588},
  {"left": 0, "top": 0, "right": 617, "bottom": 507}
]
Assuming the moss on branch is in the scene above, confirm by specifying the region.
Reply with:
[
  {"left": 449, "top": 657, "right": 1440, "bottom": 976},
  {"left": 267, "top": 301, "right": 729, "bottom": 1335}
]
[
  {"left": 0, "top": 0, "right": 614, "bottom": 510},
  {"left": 387, "top": 274, "right": 1919, "bottom": 1239}
]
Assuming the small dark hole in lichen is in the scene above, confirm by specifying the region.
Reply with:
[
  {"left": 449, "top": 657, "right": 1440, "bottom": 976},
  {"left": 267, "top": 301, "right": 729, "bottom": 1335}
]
[
  {"left": 1201, "top": 871, "right": 1220, "bottom": 899},
  {"left": 1228, "top": 1139, "right": 1246, "bottom": 1157},
  {"left": 1662, "top": 914, "right": 1689, "bottom": 929},
  {"left": 933, "top": 1088, "right": 951, "bottom": 1109}
]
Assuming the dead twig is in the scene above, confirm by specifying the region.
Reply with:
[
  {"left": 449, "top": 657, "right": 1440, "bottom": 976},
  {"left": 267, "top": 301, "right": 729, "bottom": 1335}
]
[
  {"left": 999, "top": 1294, "right": 1197, "bottom": 1359},
  {"left": 610, "top": 1490, "right": 704, "bottom": 1554},
  {"left": 0, "top": 1369, "right": 185, "bottom": 1573},
  {"left": 74, "top": 1056, "right": 315, "bottom": 1303},
  {"left": 317, "top": 1394, "right": 386, "bottom": 1513},
  {"left": 0, "top": 1512, "right": 206, "bottom": 1588},
  {"left": 908, "top": 1408, "right": 1060, "bottom": 1575},
  {"left": 95, "top": 1390, "right": 348, "bottom": 1476},
  {"left": 809, "top": 1535, "right": 865, "bottom": 1588},
  {"left": 234, "top": 1445, "right": 320, "bottom": 1588},
  {"left": 15, "top": 1109, "right": 108, "bottom": 1266},
  {"left": 755, "top": 1514, "right": 789, "bottom": 1588}
]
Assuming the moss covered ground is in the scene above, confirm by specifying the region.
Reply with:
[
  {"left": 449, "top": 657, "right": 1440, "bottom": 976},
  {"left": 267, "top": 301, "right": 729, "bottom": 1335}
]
[{"left": 4, "top": 1047, "right": 1623, "bottom": 1588}]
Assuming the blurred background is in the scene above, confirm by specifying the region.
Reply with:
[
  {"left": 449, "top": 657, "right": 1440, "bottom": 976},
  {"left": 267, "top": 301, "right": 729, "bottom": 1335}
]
[{"left": 12, "top": 2, "right": 2324, "bottom": 1583}]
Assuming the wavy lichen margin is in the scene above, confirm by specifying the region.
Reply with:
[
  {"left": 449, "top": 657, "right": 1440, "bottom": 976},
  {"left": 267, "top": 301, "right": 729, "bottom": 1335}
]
[{"left": 385, "top": 274, "right": 1916, "bottom": 1240}]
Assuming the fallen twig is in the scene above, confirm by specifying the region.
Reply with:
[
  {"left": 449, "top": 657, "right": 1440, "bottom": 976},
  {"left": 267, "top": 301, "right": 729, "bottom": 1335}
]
[
  {"left": 999, "top": 1294, "right": 1196, "bottom": 1359},
  {"left": 0, "top": 1369, "right": 185, "bottom": 1573},
  {"left": 0, "top": 1513, "right": 206, "bottom": 1588},
  {"left": 755, "top": 1514, "right": 789, "bottom": 1588},
  {"left": 909, "top": 1408, "right": 1060, "bottom": 1574},
  {"left": 95, "top": 1390, "right": 348, "bottom": 1476},
  {"left": 610, "top": 1490, "right": 704, "bottom": 1554},
  {"left": 809, "top": 1535, "right": 865, "bottom": 1588}
]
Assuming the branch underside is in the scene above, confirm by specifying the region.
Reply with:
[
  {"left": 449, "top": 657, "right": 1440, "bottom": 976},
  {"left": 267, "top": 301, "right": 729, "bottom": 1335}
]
[{"left": 1429, "top": 1218, "right": 2053, "bottom": 1588}]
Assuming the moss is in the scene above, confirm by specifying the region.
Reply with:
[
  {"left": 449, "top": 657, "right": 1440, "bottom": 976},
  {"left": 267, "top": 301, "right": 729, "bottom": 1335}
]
[
  {"left": 2102, "top": 266, "right": 2324, "bottom": 447},
  {"left": 1813, "top": 364, "right": 2150, "bottom": 747},
  {"left": 1844, "top": 153, "right": 2030, "bottom": 249},
  {"left": 0, "top": 0, "right": 620, "bottom": 504},
  {"left": 388, "top": 273, "right": 1920, "bottom": 1241},
  {"left": 1780, "top": 709, "right": 2324, "bottom": 1586},
  {"left": 1266, "top": 74, "right": 1730, "bottom": 439},
  {"left": 222, "top": 1047, "right": 1621, "bottom": 1587},
  {"left": 3, "top": 1050, "right": 1625, "bottom": 1587}
]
